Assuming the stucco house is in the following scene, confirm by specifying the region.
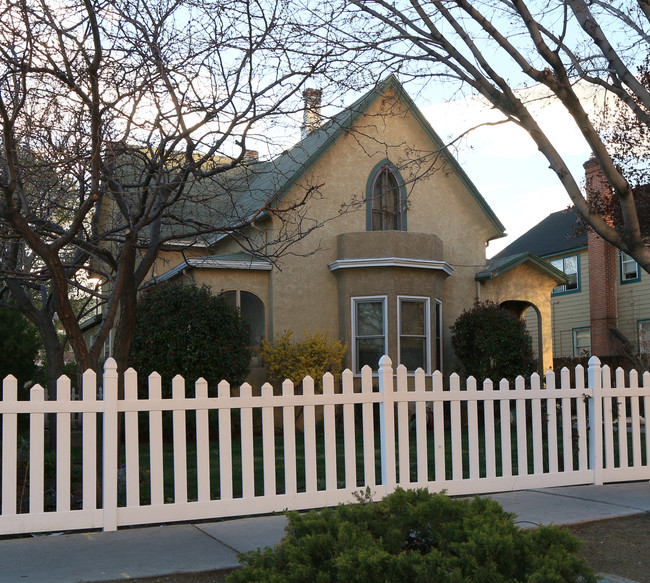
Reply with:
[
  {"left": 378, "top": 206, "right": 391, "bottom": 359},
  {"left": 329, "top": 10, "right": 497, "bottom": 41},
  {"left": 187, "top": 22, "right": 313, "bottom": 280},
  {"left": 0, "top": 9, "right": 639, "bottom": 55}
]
[
  {"left": 113, "top": 76, "right": 566, "bottom": 381},
  {"left": 493, "top": 160, "right": 650, "bottom": 361}
]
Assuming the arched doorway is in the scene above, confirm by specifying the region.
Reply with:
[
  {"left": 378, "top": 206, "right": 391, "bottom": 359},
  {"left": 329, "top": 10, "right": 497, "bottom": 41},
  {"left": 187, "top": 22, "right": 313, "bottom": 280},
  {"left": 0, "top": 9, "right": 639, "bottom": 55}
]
[{"left": 500, "top": 300, "right": 543, "bottom": 375}]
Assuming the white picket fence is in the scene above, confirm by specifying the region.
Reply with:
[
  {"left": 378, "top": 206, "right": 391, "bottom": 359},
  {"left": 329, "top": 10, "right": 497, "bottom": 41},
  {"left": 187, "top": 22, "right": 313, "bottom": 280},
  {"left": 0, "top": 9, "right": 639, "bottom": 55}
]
[{"left": 1, "top": 356, "right": 649, "bottom": 535}]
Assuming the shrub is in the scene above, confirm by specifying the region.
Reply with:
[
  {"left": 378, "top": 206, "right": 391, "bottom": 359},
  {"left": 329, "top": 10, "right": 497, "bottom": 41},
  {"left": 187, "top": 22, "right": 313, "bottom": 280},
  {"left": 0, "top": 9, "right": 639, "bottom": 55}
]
[
  {"left": 228, "top": 488, "right": 596, "bottom": 583},
  {"left": 451, "top": 300, "right": 536, "bottom": 381},
  {"left": 129, "top": 282, "right": 251, "bottom": 397},
  {"left": 260, "top": 330, "right": 346, "bottom": 392},
  {"left": 0, "top": 306, "right": 42, "bottom": 390}
]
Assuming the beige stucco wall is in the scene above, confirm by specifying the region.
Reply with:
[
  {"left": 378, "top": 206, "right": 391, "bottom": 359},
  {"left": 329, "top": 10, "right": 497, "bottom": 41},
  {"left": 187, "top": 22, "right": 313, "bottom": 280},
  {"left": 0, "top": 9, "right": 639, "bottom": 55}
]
[
  {"left": 253, "top": 89, "right": 502, "bottom": 374},
  {"left": 479, "top": 263, "right": 561, "bottom": 374},
  {"left": 148, "top": 87, "right": 528, "bottom": 383}
]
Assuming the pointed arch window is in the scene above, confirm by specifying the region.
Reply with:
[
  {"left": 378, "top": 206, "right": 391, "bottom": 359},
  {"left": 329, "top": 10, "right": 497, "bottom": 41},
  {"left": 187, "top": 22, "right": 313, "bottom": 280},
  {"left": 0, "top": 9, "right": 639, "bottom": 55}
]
[{"left": 368, "top": 163, "right": 406, "bottom": 231}]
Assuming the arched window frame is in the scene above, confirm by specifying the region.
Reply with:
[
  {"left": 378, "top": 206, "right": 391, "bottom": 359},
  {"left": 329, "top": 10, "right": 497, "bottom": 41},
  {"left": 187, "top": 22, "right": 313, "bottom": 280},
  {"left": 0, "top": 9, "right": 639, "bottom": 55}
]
[{"left": 366, "top": 159, "right": 407, "bottom": 232}]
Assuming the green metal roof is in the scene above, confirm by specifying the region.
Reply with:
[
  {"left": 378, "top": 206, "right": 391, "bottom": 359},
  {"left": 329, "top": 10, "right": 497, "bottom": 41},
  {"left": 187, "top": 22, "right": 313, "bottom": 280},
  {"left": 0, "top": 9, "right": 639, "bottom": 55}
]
[{"left": 476, "top": 251, "right": 568, "bottom": 282}]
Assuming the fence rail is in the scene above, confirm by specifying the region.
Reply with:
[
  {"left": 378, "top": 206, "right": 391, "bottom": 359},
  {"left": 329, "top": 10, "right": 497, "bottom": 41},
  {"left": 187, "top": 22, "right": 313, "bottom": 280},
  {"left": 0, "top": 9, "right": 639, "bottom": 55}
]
[{"left": 1, "top": 356, "right": 649, "bottom": 535}]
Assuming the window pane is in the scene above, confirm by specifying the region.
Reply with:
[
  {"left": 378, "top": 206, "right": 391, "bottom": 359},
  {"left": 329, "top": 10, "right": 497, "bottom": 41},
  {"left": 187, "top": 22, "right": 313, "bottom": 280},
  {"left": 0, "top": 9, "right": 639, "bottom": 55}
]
[
  {"left": 564, "top": 255, "right": 577, "bottom": 274},
  {"left": 573, "top": 328, "right": 590, "bottom": 356},
  {"left": 371, "top": 167, "right": 402, "bottom": 231},
  {"left": 551, "top": 256, "right": 579, "bottom": 292},
  {"left": 564, "top": 256, "right": 578, "bottom": 289},
  {"left": 357, "top": 338, "right": 384, "bottom": 369},
  {"left": 622, "top": 253, "right": 638, "bottom": 280},
  {"left": 401, "top": 301, "right": 425, "bottom": 335},
  {"left": 400, "top": 337, "right": 426, "bottom": 370},
  {"left": 357, "top": 301, "right": 384, "bottom": 336}
]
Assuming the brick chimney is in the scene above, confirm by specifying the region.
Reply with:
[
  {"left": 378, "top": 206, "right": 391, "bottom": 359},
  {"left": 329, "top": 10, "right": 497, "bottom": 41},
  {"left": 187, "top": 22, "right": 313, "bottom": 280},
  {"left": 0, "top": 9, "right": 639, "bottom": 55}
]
[
  {"left": 585, "top": 158, "right": 624, "bottom": 356},
  {"left": 301, "top": 88, "right": 322, "bottom": 139}
]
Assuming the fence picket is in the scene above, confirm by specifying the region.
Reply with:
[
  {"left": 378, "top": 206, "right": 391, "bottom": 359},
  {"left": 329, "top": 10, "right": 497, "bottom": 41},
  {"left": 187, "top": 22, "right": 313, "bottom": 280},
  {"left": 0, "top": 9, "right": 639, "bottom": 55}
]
[
  {"left": 432, "top": 371, "right": 445, "bottom": 482},
  {"left": 575, "top": 365, "right": 589, "bottom": 473},
  {"left": 499, "top": 378, "right": 512, "bottom": 479},
  {"left": 483, "top": 379, "right": 496, "bottom": 479},
  {"left": 642, "top": 371, "right": 650, "bottom": 468},
  {"left": 261, "top": 383, "right": 276, "bottom": 496},
  {"left": 379, "top": 356, "right": 397, "bottom": 494},
  {"left": 4, "top": 355, "right": 650, "bottom": 536},
  {"left": 545, "top": 370, "right": 559, "bottom": 475},
  {"left": 240, "top": 383, "right": 255, "bottom": 499},
  {"left": 81, "top": 369, "right": 97, "bottom": 512},
  {"left": 148, "top": 373, "right": 165, "bottom": 506},
  {"left": 29, "top": 384, "right": 46, "bottom": 514},
  {"left": 218, "top": 381, "right": 233, "bottom": 501},
  {"left": 629, "top": 370, "right": 642, "bottom": 468},
  {"left": 303, "top": 376, "right": 318, "bottom": 494},
  {"left": 56, "top": 376, "right": 72, "bottom": 513},
  {"left": 396, "top": 364, "right": 410, "bottom": 485},
  {"left": 530, "top": 374, "right": 543, "bottom": 476},
  {"left": 450, "top": 373, "right": 462, "bottom": 481},
  {"left": 560, "top": 367, "right": 573, "bottom": 473},
  {"left": 172, "top": 376, "right": 188, "bottom": 504},
  {"left": 361, "top": 365, "right": 376, "bottom": 487},
  {"left": 282, "top": 380, "right": 297, "bottom": 496},
  {"left": 467, "top": 377, "right": 479, "bottom": 481},
  {"left": 103, "top": 359, "right": 119, "bottom": 531},
  {"left": 414, "top": 369, "right": 427, "bottom": 484},
  {"left": 195, "top": 378, "right": 210, "bottom": 502},
  {"left": 615, "top": 367, "right": 629, "bottom": 469},
  {"left": 1, "top": 376, "right": 18, "bottom": 515},
  {"left": 342, "top": 370, "right": 356, "bottom": 490},
  {"left": 124, "top": 368, "right": 140, "bottom": 508},
  {"left": 323, "top": 373, "right": 337, "bottom": 492}
]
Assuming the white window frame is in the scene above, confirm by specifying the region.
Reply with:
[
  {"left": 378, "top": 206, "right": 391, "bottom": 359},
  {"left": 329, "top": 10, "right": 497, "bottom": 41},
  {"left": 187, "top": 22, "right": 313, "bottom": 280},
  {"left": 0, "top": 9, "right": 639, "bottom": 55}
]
[
  {"left": 435, "top": 299, "right": 443, "bottom": 374},
  {"left": 572, "top": 327, "right": 591, "bottom": 357},
  {"left": 351, "top": 296, "right": 388, "bottom": 374},
  {"left": 550, "top": 254, "right": 579, "bottom": 294},
  {"left": 397, "top": 296, "right": 431, "bottom": 373},
  {"left": 620, "top": 251, "right": 640, "bottom": 283}
]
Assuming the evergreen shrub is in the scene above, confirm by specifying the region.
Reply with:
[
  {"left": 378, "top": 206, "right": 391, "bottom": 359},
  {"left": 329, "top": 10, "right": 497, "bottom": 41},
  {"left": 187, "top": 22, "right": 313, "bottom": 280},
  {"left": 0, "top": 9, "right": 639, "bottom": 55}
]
[
  {"left": 129, "top": 282, "right": 251, "bottom": 397},
  {"left": 451, "top": 300, "right": 536, "bottom": 381},
  {"left": 228, "top": 488, "right": 596, "bottom": 583}
]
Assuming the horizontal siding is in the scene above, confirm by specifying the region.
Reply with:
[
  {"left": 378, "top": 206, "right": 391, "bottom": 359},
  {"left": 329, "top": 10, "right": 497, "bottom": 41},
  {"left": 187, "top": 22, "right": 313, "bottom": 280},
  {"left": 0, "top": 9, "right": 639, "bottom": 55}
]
[
  {"left": 617, "top": 272, "right": 650, "bottom": 350},
  {"left": 550, "top": 250, "right": 590, "bottom": 358}
]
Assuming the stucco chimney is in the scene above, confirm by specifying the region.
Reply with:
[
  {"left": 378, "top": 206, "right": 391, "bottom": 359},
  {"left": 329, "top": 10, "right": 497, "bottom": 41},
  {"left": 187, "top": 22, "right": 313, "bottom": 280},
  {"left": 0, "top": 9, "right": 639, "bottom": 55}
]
[
  {"left": 585, "top": 158, "right": 624, "bottom": 356},
  {"left": 302, "top": 88, "right": 322, "bottom": 139}
]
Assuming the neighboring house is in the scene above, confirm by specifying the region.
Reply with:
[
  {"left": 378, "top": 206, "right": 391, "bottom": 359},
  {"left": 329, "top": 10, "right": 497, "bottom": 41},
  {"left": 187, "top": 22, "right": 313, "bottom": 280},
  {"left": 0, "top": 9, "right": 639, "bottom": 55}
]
[
  {"left": 493, "top": 159, "right": 650, "bottom": 361},
  {"left": 94, "top": 76, "right": 566, "bottom": 381}
]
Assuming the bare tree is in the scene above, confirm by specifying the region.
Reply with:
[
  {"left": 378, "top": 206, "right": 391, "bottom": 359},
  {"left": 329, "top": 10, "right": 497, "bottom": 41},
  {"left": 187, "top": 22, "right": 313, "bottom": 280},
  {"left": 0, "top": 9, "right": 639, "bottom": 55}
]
[
  {"left": 0, "top": 0, "right": 335, "bottom": 385},
  {"left": 309, "top": 0, "right": 650, "bottom": 271}
]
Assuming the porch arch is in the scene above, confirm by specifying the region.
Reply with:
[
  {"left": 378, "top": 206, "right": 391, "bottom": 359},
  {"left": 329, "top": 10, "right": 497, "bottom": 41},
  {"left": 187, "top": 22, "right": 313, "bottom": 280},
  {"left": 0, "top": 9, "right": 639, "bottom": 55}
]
[{"left": 500, "top": 300, "right": 543, "bottom": 376}]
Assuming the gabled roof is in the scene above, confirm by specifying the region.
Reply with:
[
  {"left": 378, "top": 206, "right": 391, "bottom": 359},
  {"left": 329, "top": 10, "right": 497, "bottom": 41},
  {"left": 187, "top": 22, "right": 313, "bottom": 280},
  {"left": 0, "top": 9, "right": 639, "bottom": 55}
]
[
  {"left": 492, "top": 207, "right": 586, "bottom": 260},
  {"left": 476, "top": 251, "right": 568, "bottom": 282},
  {"left": 200, "top": 75, "right": 505, "bottom": 244}
]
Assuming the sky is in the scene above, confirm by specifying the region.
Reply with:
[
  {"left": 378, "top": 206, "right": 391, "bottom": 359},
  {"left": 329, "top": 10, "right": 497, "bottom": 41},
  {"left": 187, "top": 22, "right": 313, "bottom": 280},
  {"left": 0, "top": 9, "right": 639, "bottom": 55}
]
[{"left": 419, "top": 86, "right": 600, "bottom": 258}]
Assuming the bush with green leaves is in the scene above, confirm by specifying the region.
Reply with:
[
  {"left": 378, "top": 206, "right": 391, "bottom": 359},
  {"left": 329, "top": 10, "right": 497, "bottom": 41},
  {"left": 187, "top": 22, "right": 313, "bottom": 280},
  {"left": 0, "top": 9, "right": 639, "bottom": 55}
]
[
  {"left": 0, "top": 306, "right": 42, "bottom": 390},
  {"left": 129, "top": 282, "right": 251, "bottom": 397},
  {"left": 228, "top": 488, "right": 596, "bottom": 583},
  {"left": 451, "top": 300, "right": 536, "bottom": 381},
  {"left": 260, "top": 330, "right": 346, "bottom": 392}
]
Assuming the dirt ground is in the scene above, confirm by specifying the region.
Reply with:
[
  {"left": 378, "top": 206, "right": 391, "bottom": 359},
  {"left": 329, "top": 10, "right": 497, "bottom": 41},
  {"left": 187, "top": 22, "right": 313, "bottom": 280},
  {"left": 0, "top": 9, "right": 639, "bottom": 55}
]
[{"left": 102, "top": 513, "right": 650, "bottom": 583}]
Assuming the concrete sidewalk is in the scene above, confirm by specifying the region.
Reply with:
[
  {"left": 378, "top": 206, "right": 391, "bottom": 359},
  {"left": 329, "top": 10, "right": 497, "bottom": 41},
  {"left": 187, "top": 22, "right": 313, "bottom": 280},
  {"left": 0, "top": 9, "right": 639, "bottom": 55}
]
[{"left": 1, "top": 482, "right": 648, "bottom": 583}]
